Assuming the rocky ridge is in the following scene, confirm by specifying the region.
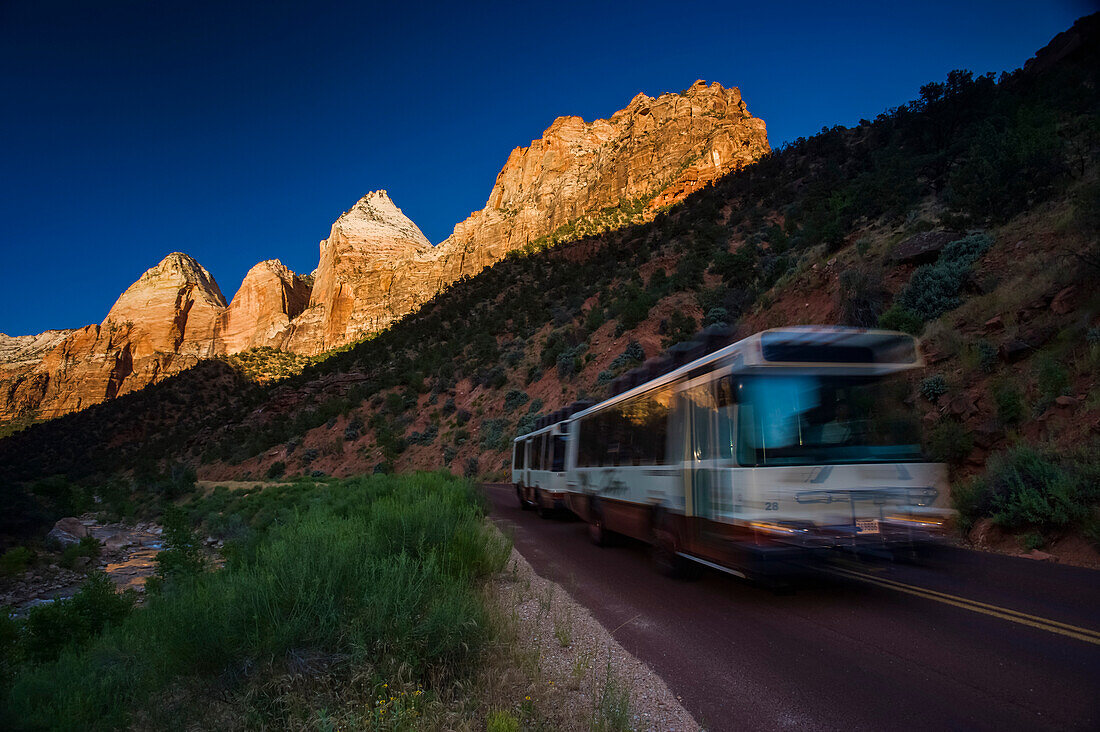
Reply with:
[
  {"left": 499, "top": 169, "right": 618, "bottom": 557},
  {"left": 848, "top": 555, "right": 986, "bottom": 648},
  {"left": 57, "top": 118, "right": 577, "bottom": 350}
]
[{"left": 0, "top": 81, "right": 769, "bottom": 418}]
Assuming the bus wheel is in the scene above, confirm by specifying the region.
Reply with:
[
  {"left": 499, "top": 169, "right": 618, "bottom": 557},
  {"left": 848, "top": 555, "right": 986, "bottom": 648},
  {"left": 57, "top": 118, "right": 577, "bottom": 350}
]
[
  {"left": 651, "top": 533, "right": 681, "bottom": 577},
  {"left": 589, "top": 514, "right": 609, "bottom": 545},
  {"left": 516, "top": 485, "right": 530, "bottom": 511},
  {"left": 651, "top": 530, "right": 697, "bottom": 579},
  {"left": 588, "top": 498, "right": 611, "bottom": 546},
  {"left": 534, "top": 489, "right": 551, "bottom": 519}
]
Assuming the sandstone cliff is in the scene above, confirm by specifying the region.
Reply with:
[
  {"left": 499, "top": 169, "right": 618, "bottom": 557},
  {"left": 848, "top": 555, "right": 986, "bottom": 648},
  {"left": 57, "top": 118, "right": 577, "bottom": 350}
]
[
  {"left": 218, "top": 259, "right": 311, "bottom": 353},
  {"left": 285, "top": 81, "right": 768, "bottom": 354},
  {"left": 0, "top": 330, "right": 74, "bottom": 368},
  {"left": 1, "top": 81, "right": 770, "bottom": 415},
  {"left": 1, "top": 254, "right": 229, "bottom": 420},
  {"left": 433, "top": 80, "right": 768, "bottom": 278},
  {"left": 278, "top": 191, "right": 436, "bottom": 353}
]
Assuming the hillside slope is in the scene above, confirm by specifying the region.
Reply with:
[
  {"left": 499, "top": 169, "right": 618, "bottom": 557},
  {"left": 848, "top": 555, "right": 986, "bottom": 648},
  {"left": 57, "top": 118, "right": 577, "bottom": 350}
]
[{"left": 1, "top": 14, "right": 1097, "bottom": 560}]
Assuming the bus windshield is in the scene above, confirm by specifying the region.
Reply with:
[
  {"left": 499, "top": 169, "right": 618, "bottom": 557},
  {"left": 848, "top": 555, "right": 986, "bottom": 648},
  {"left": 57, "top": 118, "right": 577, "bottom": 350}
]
[{"left": 735, "top": 373, "right": 922, "bottom": 466}]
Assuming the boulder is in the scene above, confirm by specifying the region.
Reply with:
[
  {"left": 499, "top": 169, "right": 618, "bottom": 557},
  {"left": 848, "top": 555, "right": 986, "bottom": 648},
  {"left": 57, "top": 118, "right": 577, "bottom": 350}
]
[
  {"left": 46, "top": 517, "right": 88, "bottom": 547},
  {"left": 890, "top": 231, "right": 962, "bottom": 265},
  {"left": 1050, "top": 285, "right": 1077, "bottom": 315},
  {"left": 999, "top": 339, "right": 1031, "bottom": 363}
]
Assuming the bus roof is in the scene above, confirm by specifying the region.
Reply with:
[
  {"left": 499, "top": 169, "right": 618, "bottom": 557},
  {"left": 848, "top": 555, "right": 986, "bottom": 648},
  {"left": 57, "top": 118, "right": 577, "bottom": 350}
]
[
  {"left": 513, "top": 327, "right": 922, "bottom": 439},
  {"left": 570, "top": 326, "right": 921, "bottom": 423}
]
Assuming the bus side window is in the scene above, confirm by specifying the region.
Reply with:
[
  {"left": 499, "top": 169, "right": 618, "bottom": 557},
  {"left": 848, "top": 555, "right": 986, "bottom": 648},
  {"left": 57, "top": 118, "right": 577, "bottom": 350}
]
[
  {"left": 688, "top": 383, "right": 717, "bottom": 461},
  {"left": 552, "top": 434, "right": 567, "bottom": 472}
]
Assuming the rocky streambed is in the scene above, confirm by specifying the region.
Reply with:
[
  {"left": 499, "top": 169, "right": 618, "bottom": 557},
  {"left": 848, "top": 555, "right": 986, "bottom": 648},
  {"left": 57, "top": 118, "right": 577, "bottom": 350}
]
[{"left": 2, "top": 518, "right": 168, "bottom": 614}]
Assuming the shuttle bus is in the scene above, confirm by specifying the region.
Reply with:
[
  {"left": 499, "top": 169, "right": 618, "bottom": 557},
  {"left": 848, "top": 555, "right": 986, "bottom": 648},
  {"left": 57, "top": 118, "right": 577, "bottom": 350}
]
[
  {"left": 512, "top": 417, "right": 573, "bottom": 517},
  {"left": 512, "top": 326, "right": 952, "bottom": 579}
]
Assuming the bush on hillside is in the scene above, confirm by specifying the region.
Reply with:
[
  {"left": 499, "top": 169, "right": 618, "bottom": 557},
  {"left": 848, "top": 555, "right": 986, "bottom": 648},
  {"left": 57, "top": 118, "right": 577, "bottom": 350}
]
[
  {"left": 897, "top": 233, "right": 993, "bottom": 322},
  {"left": 948, "top": 107, "right": 1067, "bottom": 222},
  {"left": 953, "top": 445, "right": 1100, "bottom": 535},
  {"left": 503, "top": 389, "right": 529, "bottom": 412},
  {"left": 918, "top": 374, "right": 948, "bottom": 402}
]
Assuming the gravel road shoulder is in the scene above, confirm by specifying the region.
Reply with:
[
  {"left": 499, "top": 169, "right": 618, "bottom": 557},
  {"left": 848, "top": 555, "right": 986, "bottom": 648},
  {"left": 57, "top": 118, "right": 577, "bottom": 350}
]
[{"left": 489, "top": 546, "right": 700, "bottom": 731}]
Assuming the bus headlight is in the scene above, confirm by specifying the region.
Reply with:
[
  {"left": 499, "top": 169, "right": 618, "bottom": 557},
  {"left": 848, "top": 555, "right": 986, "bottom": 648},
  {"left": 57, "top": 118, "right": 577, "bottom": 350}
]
[
  {"left": 884, "top": 515, "right": 944, "bottom": 529},
  {"left": 750, "top": 521, "right": 810, "bottom": 536}
]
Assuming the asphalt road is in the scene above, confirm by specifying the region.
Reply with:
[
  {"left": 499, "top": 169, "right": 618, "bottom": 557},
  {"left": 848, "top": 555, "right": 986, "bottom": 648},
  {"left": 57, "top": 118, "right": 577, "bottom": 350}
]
[{"left": 483, "top": 484, "right": 1100, "bottom": 731}]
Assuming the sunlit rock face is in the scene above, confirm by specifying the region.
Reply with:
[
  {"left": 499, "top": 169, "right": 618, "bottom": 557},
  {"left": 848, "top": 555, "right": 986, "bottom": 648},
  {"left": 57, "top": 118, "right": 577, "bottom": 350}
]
[
  {"left": 279, "top": 82, "right": 769, "bottom": 355},
  {"left": 217, "top": 259, "right": 311, "bottom": 354},
  {"left": 280, "top": 190, "right": 436, "bottom": 354},
  {"left": 0, "top": 253, "right": 229, "bottom": 420},
  {"left": 433, "top": 80, "right": 769, "bottom": 278}
]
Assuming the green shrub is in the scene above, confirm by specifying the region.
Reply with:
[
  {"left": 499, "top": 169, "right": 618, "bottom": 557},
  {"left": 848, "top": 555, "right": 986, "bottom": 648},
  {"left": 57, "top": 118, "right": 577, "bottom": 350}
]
[
  {"left": 992, "top": 380, "right": 1025, "bottom": 426},
  {"left": 59, "top": 535, "right": 101, "bottom": 570},
  {"left": 976, "top": 340, "right": 998, "bottom": 374},
  {"left": 479, "top": 418, "right": 509, "bottom": 451},
  {"left": 878, "top": 303, "right": 923, "bottom": 335},
  {"left": 265, "top": 461, "right": 286, "bottom": 480},
  {"left": 897, "top": 233, "right": 993, "bottom": 322},
  {"left": 927, "top": 420, "right": 972, "bottom": 464},
  {"left": 21, "top": 571, "right": 136, "bottom": 664},
  {"left": 408, "top": 423, "right": 439, "bottom": 446},
  {"left": 556, "top": 344, "right": 587, "bottom": 380},
  {"left": 584, "top": 306, "right": 606, "bottom": 332},
  {"left": 661, "top": 311, "right": 698, "bottom": 348},
  {"left": 503, "top": 389, "right": 529, "bottom": 412},
  {"left": 153, "top": 505, "right": 206, "bottom": 582},
  {"left": 954, "top": 446, "right": 1099, "bottom": 535},
  {"left": 0, "top": 547, "right": 33, "bottom": 577},
  {"left": 1034, "top": 353, "right": 1069, "bottom": 408},
  {"left": 918, "top": 374, "right": 948, "bottom": 402},
  {"left": 610, "top": 342, "right": 644, "bottom": 371}
]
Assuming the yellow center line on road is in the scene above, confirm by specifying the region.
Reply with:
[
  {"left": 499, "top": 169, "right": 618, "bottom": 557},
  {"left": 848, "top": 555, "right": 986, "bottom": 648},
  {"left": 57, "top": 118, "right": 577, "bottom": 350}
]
[{"left": 822, "top": 565, "right": 1100, "bottom": 646}]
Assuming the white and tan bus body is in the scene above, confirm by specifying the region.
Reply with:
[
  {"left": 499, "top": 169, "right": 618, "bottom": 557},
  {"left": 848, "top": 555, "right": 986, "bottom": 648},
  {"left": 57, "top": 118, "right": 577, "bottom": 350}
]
[
  {"left": 559, "top": 327, "right": 953, "bottom": 577},
  {"left": 511, "top": 420, "right": 571, "bottom": 517}
]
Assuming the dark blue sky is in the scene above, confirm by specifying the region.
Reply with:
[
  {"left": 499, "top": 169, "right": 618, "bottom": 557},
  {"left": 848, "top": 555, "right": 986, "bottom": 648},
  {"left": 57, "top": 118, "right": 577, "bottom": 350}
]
[{"left": 0, "top": 0, "right": 1091, "bottom": 335}]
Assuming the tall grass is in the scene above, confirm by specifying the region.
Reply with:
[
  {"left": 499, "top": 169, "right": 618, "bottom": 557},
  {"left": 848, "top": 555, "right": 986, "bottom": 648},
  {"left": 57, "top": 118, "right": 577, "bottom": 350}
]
[{"left": 2, "top": 472, "right": 510, "bottom": 730}]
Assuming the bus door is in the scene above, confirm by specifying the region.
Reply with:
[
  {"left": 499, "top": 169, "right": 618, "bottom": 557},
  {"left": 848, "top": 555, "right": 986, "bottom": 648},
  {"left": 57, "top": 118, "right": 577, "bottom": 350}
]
[{"left": 683, "top": 380, "right": 723, "bottom": 544}]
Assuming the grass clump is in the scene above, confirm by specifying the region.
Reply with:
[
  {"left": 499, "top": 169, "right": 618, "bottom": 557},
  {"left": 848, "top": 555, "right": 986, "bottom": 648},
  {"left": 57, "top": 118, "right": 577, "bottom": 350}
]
[
  {"left": 591, "top": 659, "right": 632, "bottom": 732},
  {"left": 2, "top": 473, "right": 510, "bottom": 730}
]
